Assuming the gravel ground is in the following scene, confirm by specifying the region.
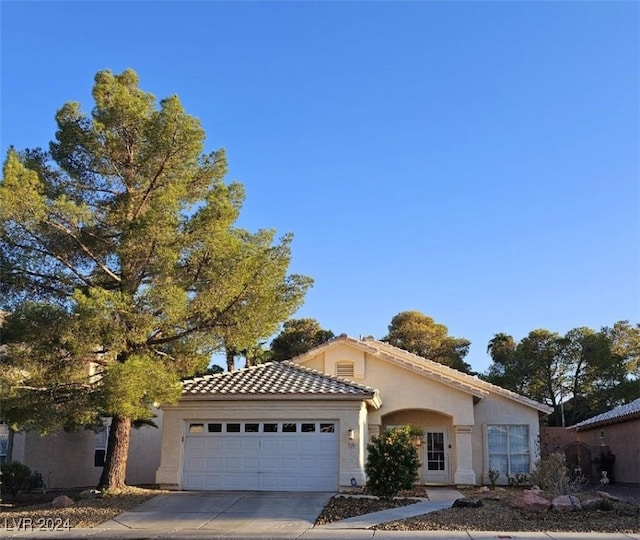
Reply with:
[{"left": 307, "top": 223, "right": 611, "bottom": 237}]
[
  {"left": 319, "top": 486, "right": 639, "bottom": 534},
  {"left": 0, "top": 487, "right": 165, "bottom": 528}
]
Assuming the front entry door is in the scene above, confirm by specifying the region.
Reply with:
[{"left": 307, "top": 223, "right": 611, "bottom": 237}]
[{"left": 424, "top": 430, "right": 449, "bottom": 484}]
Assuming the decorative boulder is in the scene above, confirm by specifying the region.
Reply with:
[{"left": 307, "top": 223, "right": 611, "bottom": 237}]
[
  {"left": 51, "top": 495, "right": 74, "bottom": 508},
  {"left": 480, "top": 486, "right": 490, "bottom": 493},
  {"left": 79, "top": 489, "right": 101, "bottom": 500},
  {"left": 597, "top": 491, "right": 621, "bottom": 501},
  {"left": 512, "top": 489, "right": 551, "bottom": 512},
  {"left": 552, "top": 494, "right": 582, "bottom": 512},
  {"left": 453, "top": 497, "right": 483, "bottom": 508}
]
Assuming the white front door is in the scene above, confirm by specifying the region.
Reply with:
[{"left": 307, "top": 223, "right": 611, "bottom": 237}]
[
  {"left": 182, "top": 420, "right": 339, "bottom": 491},
  {"left": 423, "top": 430, "right": 449, "bottom": 484}
]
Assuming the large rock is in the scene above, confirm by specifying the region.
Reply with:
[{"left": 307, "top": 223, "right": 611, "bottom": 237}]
[
  {"left": 79, "top": 489, "right": 101, "bottom": 500},
  {"left": 512, "top": 489, "right": 551, "bottom": 512},
  {"left": 453, "top": 497, "right": 483, "bottom": 508},
  {"left": 51, "top": 495, "right": 74, "bottom": 508},
  {"left": 597, "top": 491, "right": 621, "bottom": 501},
  {"left": 552, "top": 494, "right": 582, "bottom": 512}
]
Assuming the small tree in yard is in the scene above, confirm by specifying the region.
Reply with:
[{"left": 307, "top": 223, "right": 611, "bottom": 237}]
[{"left": 366, "top": 426, "right": 421, "bottom": 500}]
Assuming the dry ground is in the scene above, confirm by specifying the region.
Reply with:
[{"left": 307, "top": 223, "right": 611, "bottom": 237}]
[
  {"left": 317, "top": 485, "right": 640, "bottom": 534},
  {"left": 1, "top": 484, "right": 638, "bottom": 533}
]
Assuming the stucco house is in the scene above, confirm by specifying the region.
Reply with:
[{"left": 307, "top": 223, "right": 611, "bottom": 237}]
[
  {"left": 2, "top": 415, "right": 163, "bottom": 490},
  {"left": 157, "top": 335, "right": 552, "bottom": 491},
  {"left": 569, "top": 397, "right": 640, "bottom": 485}
]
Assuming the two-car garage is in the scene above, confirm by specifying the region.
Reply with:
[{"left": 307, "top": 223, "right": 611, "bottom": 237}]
[{"left": 182, "top": 420, "right": 339, "bottom": 491}]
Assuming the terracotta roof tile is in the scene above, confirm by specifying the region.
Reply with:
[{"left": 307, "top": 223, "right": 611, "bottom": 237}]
[
  {"left": 570, "top": 398, "right": 640, "bottom": 430},
  {"left": 181, "top": 361, "right": 378, "bottom": 400}
]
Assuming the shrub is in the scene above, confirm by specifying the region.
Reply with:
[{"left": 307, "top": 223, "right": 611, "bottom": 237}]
[
  {"left": 365, "top": 426, "right": 420, "bottom": 501},
  {"left": 0, "top": 461, "right": 32, "bottom": 499},
  {"left": 488, "top": 469, "right": 500, "bottom": 489},
  {"left": 530, "top": 452, "right": 586, "bottom": 496}
]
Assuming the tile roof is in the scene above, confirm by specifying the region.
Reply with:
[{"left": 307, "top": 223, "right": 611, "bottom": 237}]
[
  {"left": 181, "top": 361, "right": 380, "bottom": 404},
  {"left": 570, "top": 398, "right": 640, "bottom": 431},
  {"left": 292, "top": 335, "right": 554, "bottom": 414}
]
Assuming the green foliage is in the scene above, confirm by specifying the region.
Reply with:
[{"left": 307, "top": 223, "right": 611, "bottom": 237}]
[
  {"left": 482, "top": 323, "right": 638, "bottom": 426},
  {"left": 365, "top": 426, "right": 421, "bottom": 501},
  {"left": 506, "top": 473, "right": 530, "bottom": 487},
  {"left": 270, "top": 318, "right": 335, "bottom": 362},
  {"left": 530, "top": 452, "right": 586, "bottom": 497},
  {"left": 487, "top": 469, "right": 500, "bottom": 489},
  {"left": 0, "top": 69, "right": 312, "bottom": 488},
  {"left": 0, "top": 461, "right": 32, "bottom": 499},
  {"left": 382, "top": 311, "right": 473, "bottom": 373}
]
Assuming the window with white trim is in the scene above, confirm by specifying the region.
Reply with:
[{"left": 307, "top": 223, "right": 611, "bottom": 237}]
[
  {"left": 94, "top": 422, "right": 110, "bottom": 467},
  {"left": 487, "top": 424, "right": 530, "bottom": 475},
  {"left": 336, "top": 362, "right": 354, "bottom": 378},
  {"left": 0, "top": 421, "right": 8, "bottom": 464}
]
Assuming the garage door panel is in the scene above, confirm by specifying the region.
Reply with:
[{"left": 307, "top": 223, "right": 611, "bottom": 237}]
[{"left": 183, "top": 420, "right": 338, "bottom": 491}]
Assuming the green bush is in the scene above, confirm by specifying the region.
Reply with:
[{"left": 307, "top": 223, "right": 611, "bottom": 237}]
[
  {"left": 365, "top": 426, "right": 420, "bottom": 501},
  {"left": 530, "top": 452, "right": 586, "bottom": 496},
  {"left": 1, "top": 461, "right": 32, "bottom": 499}
]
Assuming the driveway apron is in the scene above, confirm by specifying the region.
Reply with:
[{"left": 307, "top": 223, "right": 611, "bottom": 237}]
[{"left": 97, "top": 491, "right": 334, "bottom": 536}]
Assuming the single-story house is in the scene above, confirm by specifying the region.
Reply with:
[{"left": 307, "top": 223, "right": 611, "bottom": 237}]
[
  {"left": 156, "top": 335, "right": 552, "bottom": 491},
  {"left": 568, "top": 397, "right": 640, "bottom": 485}
]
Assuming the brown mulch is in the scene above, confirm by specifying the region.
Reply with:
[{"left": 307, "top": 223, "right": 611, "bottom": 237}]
[
  {"left": 315, "top": 495, "right": 420, "bottom": 525},
  {"left": 318, "top": 487, "right": 640, "bottom": 533}
]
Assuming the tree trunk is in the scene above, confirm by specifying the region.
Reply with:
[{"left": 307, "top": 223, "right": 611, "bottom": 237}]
[
  {"left": 98, "top": 416, "right": 132, "bottom": 490},
  {"left": 226, "top": 348, "right": 236, "bottom": 372}
]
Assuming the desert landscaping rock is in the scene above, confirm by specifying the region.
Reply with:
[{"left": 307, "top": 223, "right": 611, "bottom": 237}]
[
  {"left": 552, "top": 494, "right": 582, "bottom": 512},
  {"left": 511, "top": 489, "right": 552, "bottom": 511},
  {"left": 51, "top": 495, "right": 74, "bottom": 508},
  {"left": 452, "top": 497, "right": 482, "bottom": 508}
]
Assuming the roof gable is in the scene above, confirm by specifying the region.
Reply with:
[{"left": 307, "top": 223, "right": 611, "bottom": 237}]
[
  {"left": 570, "top": 398, "right": 640, "bottom": 431},
  {"left": 293, "top": 335, "right": 553, "bottom": 414},
  {"left": 181, "top": 361, "right": 380, "bottom": 407}
]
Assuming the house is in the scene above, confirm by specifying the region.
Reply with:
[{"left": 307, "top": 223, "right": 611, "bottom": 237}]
[
  {"left": 156, "top": 335, "right": 552, "bottom": 491},
  {"left": 4, "top": 415, "right": 163, "bottom": 490},
  {"left": 568, "top": 397, "right": 640, "bottom": 485}
]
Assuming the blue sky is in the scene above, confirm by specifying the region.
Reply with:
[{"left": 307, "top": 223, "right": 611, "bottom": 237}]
[{"left": 2, "top": 1, "right": 639, "bottom": 373}]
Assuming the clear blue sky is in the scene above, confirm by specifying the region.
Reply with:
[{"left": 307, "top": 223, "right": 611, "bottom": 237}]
[{"left": 2, "top": 1, "right": 639, "bottom": 373}]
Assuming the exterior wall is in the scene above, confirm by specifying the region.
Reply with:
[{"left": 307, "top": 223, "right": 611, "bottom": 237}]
[
  {"left": 296, "top": 343, "right": 546, "bottom": 486},
  {"left": 10, "top": 410, "right": 163, "bottom": 489},
  {"left": 156, "top": 399, "right": 368, "bottom": 490},
  {"left": 540, "top": 426, "right": 577, "bottom": 457},
  {"left": 576, "top": 418, "right": 640, "bottom": 485},
  {"left": 473, "top": 393, "right": 542, "bottom": 485}
]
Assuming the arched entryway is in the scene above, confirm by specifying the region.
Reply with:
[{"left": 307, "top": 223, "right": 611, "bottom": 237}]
[{"left": 381, "top": 409, "right": 453, "bottom": 485}]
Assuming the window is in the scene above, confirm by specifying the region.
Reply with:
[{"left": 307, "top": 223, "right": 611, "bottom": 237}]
[
  {"left": 226, "top": 423, "right": 241, "bottom": 433},
  {"left": 208, "top": 423, "right": 222, "bottom": 433},
  {"left": 336, "top": 362, "right": 354, "bottom": 378},
  {"left": 282, "top": 423, "right": 297, "bottom": 433},
  {"left": 263, "top": 423, "right": 278, "bottom": 433},
  {"left": 245, "top": 423, "right": 259, "bottom": 432},
  {"left": 301, "top": 423, "right": 316, "bottom": 433},
  {"left": 487, "top": 425, "right": 530, "bottom": 475},
  {"left": 320, "top": 423, "right": 335, "bottom": 433},
  {"left": 189, "top": 423, "right": 204, "bottom": 433},
  {"left": 94, "top": 423, "right": 109, "bottom": 467},
  {"left": 0, "top": 421, "right": 8, "bottom": 464}
]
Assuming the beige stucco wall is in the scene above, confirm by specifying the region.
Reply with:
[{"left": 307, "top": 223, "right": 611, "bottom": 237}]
[
  {"left": 298, "top": 342, "right": 546, "bottom": 486},
  {"left": 156, "top": 398, "right": 369, "bottom": 490},
  {"left": 472, "top": 393, "right": 542, "bottom": 485},
  {"left": 576, "top": 419, "right": 640, "bottom": 485},
  {"left": 10, "top": 410, "right": 163, "bottom": 489}
]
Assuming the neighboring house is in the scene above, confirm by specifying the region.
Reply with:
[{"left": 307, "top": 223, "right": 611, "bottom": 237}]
[
  {"left": 157, "top": 335, "right": 552, "bottom": 491},
  {"left": 568, "top": 397, "right": 640, "bottom": 485},
  {"left": 7, "top": 413, "right": 163, "bottom": 489}
]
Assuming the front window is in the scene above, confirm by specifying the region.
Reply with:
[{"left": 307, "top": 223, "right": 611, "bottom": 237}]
[{"left": 487, "top": 424, "right": 530, "bottom": 475}]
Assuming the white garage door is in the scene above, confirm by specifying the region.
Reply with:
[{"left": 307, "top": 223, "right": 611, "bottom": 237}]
[{"left": 183, "top": 420, "right": 339, "bottom": 491}]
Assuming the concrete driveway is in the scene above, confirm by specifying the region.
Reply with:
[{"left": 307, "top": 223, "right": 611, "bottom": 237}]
[{"left": 97, "top": 491, "right": 334, "bottom": 537}]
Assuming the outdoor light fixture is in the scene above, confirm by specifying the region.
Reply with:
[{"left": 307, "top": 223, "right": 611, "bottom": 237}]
[{"left": 347, "top": 429, "right": 355, "bottom": 440}]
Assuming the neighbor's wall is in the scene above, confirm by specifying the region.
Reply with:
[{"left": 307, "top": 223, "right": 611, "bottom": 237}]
[
  {"left": 157, "top": 398, "right": 367, "bottom": 489},
  {"left": 576, "top": 418, "right": 640, "bottom": 485}
]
